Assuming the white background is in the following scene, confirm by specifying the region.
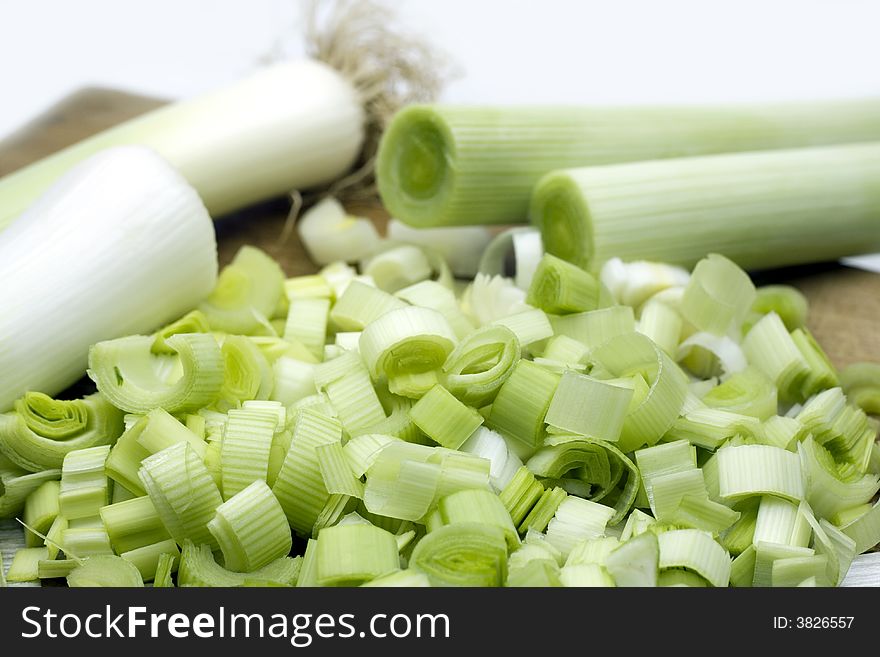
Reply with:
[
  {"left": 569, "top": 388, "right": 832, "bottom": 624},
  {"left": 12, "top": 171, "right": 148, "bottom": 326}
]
[
  {"left": 2, "top": 0, "right": 880, "bottom": 139},
  {"left": 1, "top": 0, "right": 879, "bottom": 269}
]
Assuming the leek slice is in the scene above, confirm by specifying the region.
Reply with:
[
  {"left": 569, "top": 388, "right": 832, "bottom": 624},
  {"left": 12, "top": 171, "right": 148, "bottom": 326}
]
[
  {"left": 6, "top": 547, "right": 48, "bottom": 582},
  {"left": 397, "top": 280, "right": 474, "bottom": 340},
  {"left": 716, "top": 444, "right": 805, "bottom": 502},
  {"left": 751, "top": 285, "right": 809, "bottom": 332},
  {"left": 600, "top": 258, "right": 690, "bottom": 309},
  {"left": 742, "top": 312, "right": 811, "bottom": 401},
  {"left": 360, "top": 306, "right": 457, "bottom": 395},
  {"left": 461, "top": 274, "right": 529, "bottom": 326},
  {"left": 0, "top": 467, "right": 61, "bottom": 519},
  {"left": 666, "top": 408, "right": 764, "bottom": 450},
  {"left": 216, "top": 335, "right": 273, "bottom": 410},
  {"left": 22, "top": 480, "right": 60, "bottom": 547},
  {"left": 271, "top": 409, "right": 343, "bottom": 536},
  {"left": 427, "top": 489, "right": 519, "bottom": 549},
  {"left": 486, "top": 360, "right": 559, "bottom": 453},
  {"left": 410, "top": 522, "right": 508, "bottom": 587},
  {"left": 528, "top": 435, "right": 640, "bottom": 524},
  {"left": 526, "top": 254, "right": 601, "bottom": 314},
  {"left": 330, "top": 280, "right": 407, "bottom": 332},
  {"left": 43, "top": 514, "right": 68, "bottom": 560},
  {"left": 298, "top": 198, "right": 381, "bottom": 266},
  {"left": 271, "top": 357, "right": 317, "bottom": 406},
  {"left": 65, "top": 555, "right": 144, "bottom": 588},
  {"left": 545, "top": 496, "right": 615, "bottom": 557},
  {"left": 362, "top": 244, "right": 433, "bottom": 293},
  {"left": 753, "top": 542, "right": 816, "bottom": 587},
  {"left": 840, "top": 362, "right": 880, "bottom": 415},
  {"left": 314, "top": 352, "right": 386, "bottom": 433},
  {"left": 0, "top": 392, "right": 123, "bottom": 472},
  {"left": 152, "top": 310, "right": 212, "bottom": 354},
  {"left": 677, "top": 332, "right": 747, "bottom": 379},
  {"left": 605, "top": 532, "right": 659, "bottom": 587},
  {"left": 199, "top": 246, "right": 284, "bottom": 335},
  {"left": 798, "top": 436, "right": 880, "bottom": 519},
  {"left": 499, "top": 466, "right": 545, "bottom": 527},
  {"left": 490, "top": 308, "right": 554, "bottom": 349},
  {"left": 177, "top": 540, "right": 300, "bottom": 587},
  {"left": 60, "top": 526, "right": 113, "bottom": 556},
  {"left": 138, "top": 442, "right": 223, "bottom": 549},
  {"left": 590, "top": 332, "right": 688, "bottom": 452},
  {"left": 771, "top": 554, "right": 829, "bottom": 587},
  {"left": 59, "top": 445, "right": 110, "bottom": 520},
  {"left": 545, "top": 372, "right": 633, "bottom": 441},
  {"left": 88, "top": 333, "right": 224, "bottom": 414},
  {"left": 797, "top": 387, "right": 874, "bottom": 471},
  {"left": 657, "top": 529, "right": 731, "bottom": 587},
  {"left": 681, "top": 254, "right": 756, "bottom": 336},
  {"left": 208, "top": 480, "right": 292, "bottom": 573},
  {"left": 637, "top": 300, "right": 682, "bottom": 357},
  {"left": 840, "top": 499, "right": 880, "bottom": 554},
  {"left": 549, "top": 306, "right": 635, "bottom": 350},
  {"left": 315, "top": 524, "right": 400, "bottom": 586},
  {"left": 361, "top": 569, "right": 432, "bottom": 587},
  {"left": 702, "top": 367, "right": 777, "bottom": 420},
  {"left": 153, "top": 552, "right": 177, "bottom": 587},
  {"left": 442, "top": 326, "right": 520, "bottom": 407},
  {"left": 408, "top": 385, "right": 483, "bottom": 450},
  {"left": 284, "top": 297, "right": 331, "bottom": 361},
  {"left": 121, "top": 539, "right": 180, "bottom": 582},
  {"left": 220, "top": 408, "right": 277, "bottom": 499},
  {"left": 100, "top": 495, "right": 171, "bottom": 554},
  {"left": 460, "top": 426, "right": 523, "bottom": 492},
  {"left": 316, "top": 441, "right": 364, "bottom": 498}
]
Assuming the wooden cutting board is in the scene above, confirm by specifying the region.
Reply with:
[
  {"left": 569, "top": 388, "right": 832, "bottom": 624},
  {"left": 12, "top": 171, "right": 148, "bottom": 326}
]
[{"left": 2, "top": 89, "right": 879, "bottom": 583}]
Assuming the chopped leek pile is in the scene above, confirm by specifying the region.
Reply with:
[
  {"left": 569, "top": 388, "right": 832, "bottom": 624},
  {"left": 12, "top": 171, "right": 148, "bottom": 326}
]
[{"left": 2, "top": 239, "right": 879, "bottom": 589}]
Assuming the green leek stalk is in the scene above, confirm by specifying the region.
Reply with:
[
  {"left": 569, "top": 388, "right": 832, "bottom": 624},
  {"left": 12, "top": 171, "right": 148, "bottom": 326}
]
[
  {"left": 532, "top": 142, "right": 880, "bottom": 271},
  {"left": 377, "top": 100, "right": 880, "bottom": 227}
]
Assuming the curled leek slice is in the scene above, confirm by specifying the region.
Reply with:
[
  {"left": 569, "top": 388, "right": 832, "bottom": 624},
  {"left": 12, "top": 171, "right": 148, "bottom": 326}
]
[
  {"left": 410, "top": 522, "right": 508, "bottom": 587},
  {"left": 359, "top": 306, "right": 457, "bottom": 397},
  {"left": 66, "top": 555, "right": 145, "bottom": 588},
  {"left": 177, "top": 540, "right": 301, "bottom": 587},
  {"left": 198, "top": 245, "right": 284, "bottom": 335},
  {"left": 590, "top": 332, "right": 688, "bottom": 453},
  {"left": 88, "top": 333, "right": 224, "bottom": 414},
  {"left": 216, "top": 335, "right": 273, "bottom": 410},
  {"left": 528, "top": 434, "right": 640, "bottom": 525},
  {"left": 0, "top": 392, "right": 123, "bottom": 472}
]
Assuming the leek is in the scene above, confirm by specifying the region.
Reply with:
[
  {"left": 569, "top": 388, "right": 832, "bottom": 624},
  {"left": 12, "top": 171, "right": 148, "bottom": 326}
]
[
  {"left": 88, "top": 333, "right": 224, "bottom": 414},
  {"left": 410, "top": 523, "right": 508, "bottom": 587},
  {"left": 178, "top": 540, "right": 300, "bottom": 587},
  {"left": 486, "top": 360, "right": 559, "bottom": 453},
  {"left": 208, "top": 480, "right": 292, "bottom": 573},
  {"left": 408, "top": 384, "right": 483, "bottom": 450},
  {"left": 427, "top": 489, "right": 519, "bottom": 549},
  {"left": 7, "top": 547, "right": 49, "bottom": 582},
  {"left": 0, "top": 147, "right": 217, "bottom": 413},
  {"left": 315, "top": 524, "right": 399, "bottom": 586},
  {"left": 590, "top": 332, "right": 688, "bottom": 452},
  {"left": 138, "top": 442, "right": 223, "bottom": 549},
  {"left": 377, "top": 100, "right": 880, "bottom": 227},
  {"left": 216, "top": 336, "right": 274, "bottom": 410},
  {"left": 657, "top": 529, "right": 731, "bottom": 587},
  {"left": 100, "top": 495, "right": 171, "bottom": 554},
  {"left": 526, "top": 254, "right": 601, "bottom": 314},
  {"left": 59, "top": 445, "right": 110, "bottom": 520},
  {"left": 0, "top": 392, "right": 123, "bottom": 472},
  {"left": 220, "top": 408, "right": 277, "bottom": 498},
  {"left": 298, "top": 198, "right": 381, "bottom": 267},
  {"left": 121, "top": 539, "right": 180, "bottom": 582},
  {"left": 751, "top": 285, "right": 809, "bottom": 332},
  {"left": 840, "top": 362, "right": 880, "bottom": 415},
  {"left": 544, "top": 372, "right": 633, "bottom": 441},
  {"left": 681, "top": 254, "right": 756, "bottom": 336},
  {"left": 441, "top": 326, "right": 520, "bottom": 407},
  {"left": 533, "top": 143, "right": 880, "bottom": 272}
]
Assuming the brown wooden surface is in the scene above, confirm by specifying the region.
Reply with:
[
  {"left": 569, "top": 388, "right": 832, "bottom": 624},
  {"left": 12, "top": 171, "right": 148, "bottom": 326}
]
[{"left": 1, "top": 87, "right": 879, "bottom": 368}]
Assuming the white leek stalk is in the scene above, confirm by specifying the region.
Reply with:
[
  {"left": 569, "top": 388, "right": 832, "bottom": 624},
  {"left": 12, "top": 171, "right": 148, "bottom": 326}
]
[{"left": 0, "top": 147, "right": 217, "bottom": 413}]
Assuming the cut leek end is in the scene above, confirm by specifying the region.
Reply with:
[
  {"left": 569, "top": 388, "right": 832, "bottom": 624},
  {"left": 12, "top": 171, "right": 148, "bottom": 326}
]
[
  {"left": 531, "top": 171, "right": 593, "bottom": 270},
  {"left": 377, "top": 105, "right": 455, "bottom": 227}
]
